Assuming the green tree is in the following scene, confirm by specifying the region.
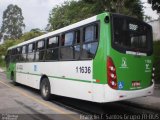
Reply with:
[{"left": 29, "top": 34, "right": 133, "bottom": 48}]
[
  {"left": 0, "top": 39, "right": 20, "bottom": 67},
  {"left": 1, "top": 4, "right": 25, "bottom": 40},
  {"left": 83, "top": 0, "right": 143, "bottom": 18},
  {"left": 48, "top": 1, "right": 94, "bottom": 31},
  {"left": 0, "top": 29, "right": 44, "bottom": 67},
  {"left": 48, "top": 0, "right": 144, "bottom": 31},
  {"left": 148, "top": 0, "right": 160, "bottom": 13},
  {"left": 21, "top": 29, "right": 45, "bottom": 41}
]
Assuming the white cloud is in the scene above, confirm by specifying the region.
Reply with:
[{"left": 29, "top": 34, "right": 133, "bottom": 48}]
[{"left": 0, "top": 0, "right": 65, "bottom": 32}]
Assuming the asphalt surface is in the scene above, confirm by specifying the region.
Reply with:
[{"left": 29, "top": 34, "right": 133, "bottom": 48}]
[
  {"left": 154, "top": 85, "right": 160, "bottom": 97},
  {"left": 0, "top": 72, "right": 79, "bottom": 120},
  {"left": 0, "top": 71, "right": 160, "bottom": 120}
]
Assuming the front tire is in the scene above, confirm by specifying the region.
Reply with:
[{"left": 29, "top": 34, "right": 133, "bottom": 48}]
[{"left": 40, "top": 78, "right": 51, "bottom": 101}]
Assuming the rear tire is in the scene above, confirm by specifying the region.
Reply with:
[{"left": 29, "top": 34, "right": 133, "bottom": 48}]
[{"left": 40, "top": 78, "right": 51, "bottom": 101}]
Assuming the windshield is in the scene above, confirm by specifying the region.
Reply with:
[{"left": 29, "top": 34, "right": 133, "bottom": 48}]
[{"left": 112, "top": 14, "right": 153, "bottom": 56}]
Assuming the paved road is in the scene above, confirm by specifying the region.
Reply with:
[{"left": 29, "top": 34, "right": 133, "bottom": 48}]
[
  {"left": 0, "top": 71, "right": 159, "bottom": 120},
  {"left": 154, "top": 85, "right": 160, "bottom": 97},
  {"left": 0, "top": 72, "right": 79, "bottom": 120}
]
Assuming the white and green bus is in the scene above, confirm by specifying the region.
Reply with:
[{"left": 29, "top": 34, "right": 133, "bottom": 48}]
[{"left": 5, "top": 12, "right": 154, "bottom": 103}]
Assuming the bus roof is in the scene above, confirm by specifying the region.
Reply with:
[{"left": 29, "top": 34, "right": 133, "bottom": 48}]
[{"left": 8, "top": 13, "right": 101, "bottom": 50}]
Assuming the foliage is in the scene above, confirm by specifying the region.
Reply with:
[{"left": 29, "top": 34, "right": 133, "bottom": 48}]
[
  {"left": 0, "top": 30, "right": 44, "bottom": 67},
  {"left": 0, "top": 40, "right": 20, "bottom": 67},
  {"left": 148, "top": 0, "right": 160, "bottom": 13},
  {"left": 1, "top": 4, "right": 25, "bottom": 40},
  {"left": 48, "top": 0, "right": 144, "bottom": 31},
  {"left": 21, "top": 29, "right": 44, "bottom": 42},
  {"left": 48, "top": 1, "right": 94, "bottom": 31},
  {"left": 83, "top": 0, "right": 144, "bottom": 19}
]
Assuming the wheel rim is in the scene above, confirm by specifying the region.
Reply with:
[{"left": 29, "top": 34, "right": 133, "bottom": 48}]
[{"left": 42, "top": 83, "right": 49, "bottom": 97}]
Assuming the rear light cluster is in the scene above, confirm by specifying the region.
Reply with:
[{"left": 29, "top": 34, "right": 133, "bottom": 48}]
[
  {"left": 107, "top": 57, "right": 118, "bottom": 89},
  {"left": 152, "top": 66, "right": 155, "bottom": 83}
]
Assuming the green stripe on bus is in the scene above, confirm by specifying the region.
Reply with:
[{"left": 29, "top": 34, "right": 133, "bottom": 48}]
[{"left": 16, "top": 71, "right": 97, "bottom": 83}]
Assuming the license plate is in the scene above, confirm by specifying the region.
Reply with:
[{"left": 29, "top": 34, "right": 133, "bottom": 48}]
[{"left": 132, "top": 81, "right": 140, "bottom": 87}]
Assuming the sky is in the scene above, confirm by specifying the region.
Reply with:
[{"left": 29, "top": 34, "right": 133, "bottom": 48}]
[
  {"left": 0, "top": 0, "right": 66, "bottom": 32},
  {"left": 0, "top": 0, "right": 159, "bottom": 32}
]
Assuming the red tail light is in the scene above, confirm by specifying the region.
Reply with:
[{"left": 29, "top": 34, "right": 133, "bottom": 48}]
[
  {"left": 151, "top": 66, "right": 155, "bottom": 84},
  {"left": 107, "top": 57, "right": 118, "bottom": 89}
]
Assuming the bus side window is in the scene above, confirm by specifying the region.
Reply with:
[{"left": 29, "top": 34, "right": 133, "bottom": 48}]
[
  {"left": 37, "top": 40, "right": 45, "bottom": 50},
  {"left": 81, "top": 24, "right": 99, "bottom": 59},
  {"left": 84, "top": 26, "right": 95, "bottom": 42},
  {"left": 64, "top": 32, "right": 74, "bottom": 46},
  {"left": 16, "top": 47, "right": 22, "bottom": 62},
  {"left": 60, "top": 32, "right": 74, "bottom": 60},
  {"left": 17, "top": 47, "right": 21, "bottom": 54},
  {"left": 35, "top": 40, "right": 45, "bottom": 61},
  {"left": 74, "top": 30, "right": 81, "bottom": 60},
  {"left": 11, "top": 49, "right": 16, "bottom": 62},
  {"left": 61, "top": 34, "right": 65, "bottom": 46},
  {"left": 27, "top": 43, "right": 35, "bottom": 62},
  {"left": 46, "top": 36, "right": 59, "bottom": 61},
  {"left": 22, "top": 45, "right": 27, "bottom": 61},
  {"left": 75, "top": 30, "right": 80, "bottom": 44},
  {"left": 47, "top": 36, "right": 59, "bottom": 48}
]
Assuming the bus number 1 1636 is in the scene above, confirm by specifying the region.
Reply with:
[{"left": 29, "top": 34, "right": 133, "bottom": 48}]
[{"left": 76, "top": 66, "right": 91, "bottom": 74}]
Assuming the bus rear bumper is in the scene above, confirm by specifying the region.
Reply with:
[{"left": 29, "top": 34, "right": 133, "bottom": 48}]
[{"left": 103, "top": 83, "right": 154, "bottom": 103}]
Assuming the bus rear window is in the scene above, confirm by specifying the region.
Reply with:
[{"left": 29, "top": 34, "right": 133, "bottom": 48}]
[{"left": 112, "top": 14, "right": 153, "bottom": 55}]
